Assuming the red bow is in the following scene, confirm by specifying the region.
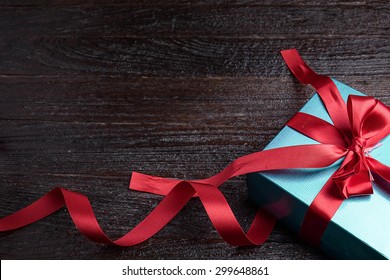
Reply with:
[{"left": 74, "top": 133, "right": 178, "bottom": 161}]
[
  {"left": 0, "top": 49, "right": 389, "bottom": 248},
  {"left": 281, "top": 49, "right": 390, "bottom": 244},
  {"left": 336, "top": 96, "right": 390, "bottom": 197},
  {"left": 288, "top": 95, "right": 390, "bottom": 199}
]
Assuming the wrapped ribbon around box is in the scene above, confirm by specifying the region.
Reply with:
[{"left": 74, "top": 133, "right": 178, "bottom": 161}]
[{"left": 0, "top": 49, "right": 389, "bottom": 258}]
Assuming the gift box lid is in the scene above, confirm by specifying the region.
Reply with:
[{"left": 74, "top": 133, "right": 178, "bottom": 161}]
[{"left": 247, "top": 79, "right": 390, "bottom": 259}]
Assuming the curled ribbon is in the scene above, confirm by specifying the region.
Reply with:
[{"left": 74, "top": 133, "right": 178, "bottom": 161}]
[{"left": 0, "top": 49, "right": 389, "bottom": 248}]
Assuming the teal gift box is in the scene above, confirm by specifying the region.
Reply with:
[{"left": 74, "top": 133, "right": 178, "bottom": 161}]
[{"left": 246, "top": 80, "right": 390, "bottom": 259}]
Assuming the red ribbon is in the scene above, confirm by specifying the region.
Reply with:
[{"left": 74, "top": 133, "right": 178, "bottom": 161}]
[
  {"left": 1, "top": 49, "right": 389, "bottom": 248},
  {"left": 282, "top": 50, "right": 390, "bottom": 244}
]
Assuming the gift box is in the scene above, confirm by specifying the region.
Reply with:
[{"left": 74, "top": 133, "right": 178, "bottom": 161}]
[{"left": 247, "top": 79, "right": 390, "bottom": 259}]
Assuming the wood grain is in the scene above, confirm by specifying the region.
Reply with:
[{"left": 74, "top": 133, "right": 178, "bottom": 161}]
[
  {"left": 1, "top": 4, "right": 389, "bottom": 37},
  {"left": 1, "top": 37, "right": 389, "bottom": 77},
  {"left": 0, "top": 0, "right": 389, "bottom": 259}
]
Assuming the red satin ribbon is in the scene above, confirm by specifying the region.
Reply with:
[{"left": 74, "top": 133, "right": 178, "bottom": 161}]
[
  {"left": 0, "top": 49, "right": 389, "bottom": 248},
  {"left": 282, "top": 50, "right": 390, "bottom": 244}
]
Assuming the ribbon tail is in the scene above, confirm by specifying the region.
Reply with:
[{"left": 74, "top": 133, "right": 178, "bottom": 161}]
[
  {"left": 0, "top": 182, "right": 275, "bottom": 247},
  {"left": 281, "top": 49, "right": 350, "bottom": 134},
  {"left": 128, "top": 144, "right": 345, "bottom": 246},
  {"left": 0, "top": 184, "right": 195, "bottom": 246},
  {"left": 0, "top": 188, "right": 65, "bottom": 231},
  {"left": 130, "top": 171, "right": 199, "bottom": 197},
  {"left": 130, "top": 144, "right": 347, "bottom": 196},
  {"left": 193, "top": 183, "right": 276, "bottom": 246},
  {"left": 287, "top": 112, "right": 347, "bottom": 146},
  {"left": 299, "top": 173, "right": 345, "bottom": 246},
  {"left": 367, "top": 157, "right": 390, "bottom": 188}
]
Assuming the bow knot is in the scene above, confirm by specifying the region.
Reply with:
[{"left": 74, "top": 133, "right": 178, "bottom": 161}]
[{"left": 348, "top": 137, "right": 367, "bottom": 156}]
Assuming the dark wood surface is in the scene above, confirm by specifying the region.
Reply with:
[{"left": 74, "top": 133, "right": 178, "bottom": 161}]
[{"left": 0, "top": 0, "right": 389, "bottom": 260}]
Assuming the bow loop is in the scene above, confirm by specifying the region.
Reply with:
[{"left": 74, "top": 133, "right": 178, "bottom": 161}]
[{"left": 347, "top": 95, "right": 390, "bottom": 144}]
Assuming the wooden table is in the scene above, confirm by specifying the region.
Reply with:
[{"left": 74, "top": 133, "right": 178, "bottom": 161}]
[{"left": 0, "top": 0, "right": 388, "bottom": 259}]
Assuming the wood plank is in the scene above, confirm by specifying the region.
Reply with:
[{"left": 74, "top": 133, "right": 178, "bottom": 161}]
[
  {"left": 0, "top": 37, "right": 389, "bottom": 77},
  {"left": 0, "top": 4, "right": 389, "bottom": 37},
  {"left": 0, "top": 77, "right": 308, "bottom": 179},
  {"left": 0, "top": 76, "right": 389, "bottom": 121},
  {"left": 0, "top": 76, "right": 388, "bottom": 183},
  {"left": 0, "top": 0, "right": 388, "bottom": 7}
]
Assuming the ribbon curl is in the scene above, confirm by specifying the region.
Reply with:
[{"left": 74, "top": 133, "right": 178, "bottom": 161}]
[{"left": 0, "top": 49, "right": 389, "bottom": 248}]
